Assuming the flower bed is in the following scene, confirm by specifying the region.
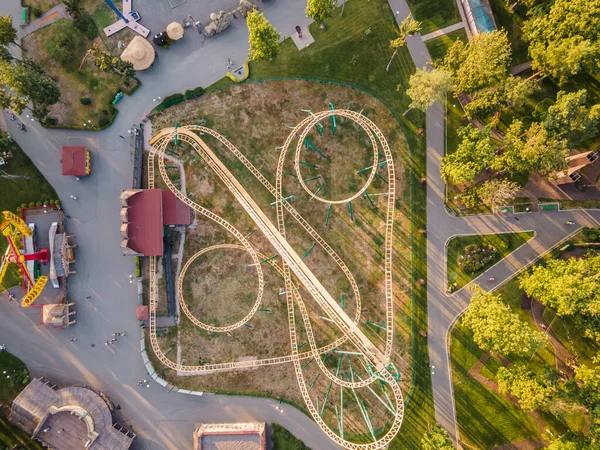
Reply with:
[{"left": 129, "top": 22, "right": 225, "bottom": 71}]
[{"left": 458, "top": 244, "right": 497, "bottom": 273}]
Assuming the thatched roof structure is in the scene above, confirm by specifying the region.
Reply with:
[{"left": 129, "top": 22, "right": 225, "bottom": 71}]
[
  {"left": 10, "top": 378, "right": 135, "bottom": 450},
  {"left": 120, "top": 36, "right": 155, "bottom": 70},
  {"left": 166, "top": 22, "right": 184, "bottom": 40}
]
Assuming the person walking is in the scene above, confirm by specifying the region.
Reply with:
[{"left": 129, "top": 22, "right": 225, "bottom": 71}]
[{"left": 227, "top": 58, "right": 233, "bottom": 68}]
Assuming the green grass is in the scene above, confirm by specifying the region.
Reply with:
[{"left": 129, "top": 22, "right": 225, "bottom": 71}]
[
  {"left": 272, "top": 423, "right": 311, "bottom": 449},
  {"left": 447, "top": 232, "right": 535, "bottom": 291},
  {"left": 451, "top": 323, "right": 540, "bottom": 448},
  {"left": 91, "top": 2, "right": 117, "bottom": 30},
  {"left": 425, "top": 28, "right": 468, "bottom": 64},
  {"left": 0, "top": 141, "right": 58, "bottom": 291},
  {"left": 406, "top": 0, "right": 461, "bottom": 35},
  {"left": 247, "top": 1, "right": 432, "bottom": 447}
]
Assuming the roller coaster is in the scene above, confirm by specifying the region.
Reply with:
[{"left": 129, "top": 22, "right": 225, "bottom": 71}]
[{"left": 148, "top": 109, "right": 403, "bottom": 449}]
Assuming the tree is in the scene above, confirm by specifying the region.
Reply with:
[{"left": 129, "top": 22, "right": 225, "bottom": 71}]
[
  {"left": 421, "top": 423, "right": 454, "bottom": 450},
  {"left": 544, "top": 90, "right": 600, "bottom": 147},
  {"left": 523, "top": 0, "right": 600, "bottom": 82},
  {"left": 477, "top": 179, "right": 520, "bottom": 207},
  {"left": 386, "top": 16, "right": 421, "bottom": 72},
  {"left": 494, "top": 120, "right": 569, "bottom": 175},
  {"left": 519, "top": 253, "right": 600, "bottom": 317},
  {"left": 441, "top": 30, "right": 511, "bottom": 94},
  {"left": 246, "top": 10, "right": 280, "bottom": 61},
  {"left": 464, "top": 76, "right": 540, "bottom": 120},
  {"left": 63, "top": 0, "right": 82, "bottom": 16},
  {"left": 440, "top": 125, "right": 495, "bottom": 185},
  {"left": 88, "top": 43, "right": 135, "bottom": 78},
  {"left": 0, "top": 58, "right": 59, "bottom": 119},
  {"left": 0, "top": 14, "right": 21, "bottom": 50},
  {"left": 575, "top": 358, "right": 600, "bottom": 406},
  {"left": 463, "top": 286, "right": 549, "bottom": 356},
  {"left": 497, "top": 365, "right": 554, "bottom": 411},
  {"left": 404, "top": 68, "right": 452, "bottom": 114},
  {"left": 45, "top": 19, "right": 80, "bottom": 66},
  {"left": 305, "top": 0, "right": 337, "bottom": 24}
]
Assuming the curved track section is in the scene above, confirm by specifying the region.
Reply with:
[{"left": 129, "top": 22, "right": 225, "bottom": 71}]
[{"left": 147, "top": 110, "right": 403, "bottom": 448}]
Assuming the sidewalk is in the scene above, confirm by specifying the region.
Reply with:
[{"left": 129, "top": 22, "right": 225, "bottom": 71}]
[
  {"left": 421, "top": 22, "right": 465, "bottom": 42},
  {"left": 21, "top": 3, "right": 72, "bottom": 38}
]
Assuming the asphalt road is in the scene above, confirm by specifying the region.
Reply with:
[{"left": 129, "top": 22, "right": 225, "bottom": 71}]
[{"left": 0, "top": 0, "right": 341, "bottom": 449}]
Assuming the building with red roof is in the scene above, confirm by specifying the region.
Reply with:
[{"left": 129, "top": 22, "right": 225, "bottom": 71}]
[
  {"left": 119, "top": 189, "right": 191, "bottom": 256},
  {"left": 62, "top": 146, "right": 91, "bottom": 177}
]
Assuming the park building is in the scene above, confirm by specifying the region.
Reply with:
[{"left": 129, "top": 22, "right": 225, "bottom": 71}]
[
  {"left": 193, "top": 422, "right": 266, "bottom": 450},
  {"left": 10, "top": 377, "right": 135, "bottom": 450},
  {"left": 119, "top": 189, "right": 191, "bottom": 256}
]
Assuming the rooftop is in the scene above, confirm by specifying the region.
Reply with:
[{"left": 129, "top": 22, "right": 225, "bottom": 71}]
[{"left": 61, "top": 147, "right": 89, "bottom": 177}]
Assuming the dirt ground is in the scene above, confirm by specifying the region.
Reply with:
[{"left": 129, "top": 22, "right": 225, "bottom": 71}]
[{"left": 150, "top": 80, "right": 413, "bottom": 439}]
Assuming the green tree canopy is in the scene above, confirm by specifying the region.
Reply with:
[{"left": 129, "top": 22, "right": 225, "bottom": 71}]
[
  {"left": 544, "top": 90, "right": 600, "bottom": 147},
  {"left": 305, "top": 0, "right": 337, "bottom": 23},
  {"left": 523, "top": 0, "right": 600, "bottom": 82},
  {"left": 477, "top": 179, "right": 520, "bottom": 207},
  {"left": 441, "top": 30, "right": 511, "bottom": 94},
  {"left": 440, "top": 125, "right": 495, "bottom": 185},
  {"left": 0, "top": 14, "right": 19, "bottom": 49},
  {"left": 45, "top": 19, "right": 80, "bottom": 66},
  {"left": 497, "top": 364, "right": 554, "bottom": 411},
  {"left": 494, "top": 120, "right": 569, "bottom": 175},
  {"left": 463, "top": 286, "right": 549, "bottom": 356},
  {"left": 421, "top": 423, "right": 455, "bottom": 450},
  {"left": 246, "top": 10, "right": 280, "bottom": 61},
  {"left": 405, "top": 68, "right": 452, "bottom": 114},
  {"left": 519, "top": 252, "right": 600, "bottom": 317},
  {"left": 0, "top": 58, "right": 59, "bottom": 119}
]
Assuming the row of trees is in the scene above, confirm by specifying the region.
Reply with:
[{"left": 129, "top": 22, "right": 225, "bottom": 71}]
[{"left": 0, "top": 15, "right": 60, "bottom": 120}]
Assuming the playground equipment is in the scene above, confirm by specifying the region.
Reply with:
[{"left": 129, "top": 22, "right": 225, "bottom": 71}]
[
  {"left": 204, "top": 0, "right": 257, "bottom": 37},
  {"left": 147, "top": 109, "right": 400, "bottom": 449},
  {"left": 0, "top": 211, "right": 48, "bottom": 307}
]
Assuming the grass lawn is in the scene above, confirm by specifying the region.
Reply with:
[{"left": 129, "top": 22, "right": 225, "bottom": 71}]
[
  {"left": 239, "top": 1, "right": 432, "bottom": 447},
  {"left": 407, "top": 0, "right": 461, "bottom": 35},
  {"left": 0, "top": 351, "right": 42, "bottom": 449},
  {"left": 22, "top": 17, "right": 135, "bottom": 127},
  {"left": 22, "top": 0, "right": 60, "bottom": 16},
  {"left": 0, "top": 141, "right": 57, "bottom": 291},
  {"left": 425, "top": 28, "right": 468, "bottom": 64},
  {"left": 451, "top": 323, "right": 541, "bottom": 448},
  {"left": 447, "top": 232, "right": 535, "bottom": 291},
  {"left": 272, "top": 423, "right": 311, "bottom": 450}
]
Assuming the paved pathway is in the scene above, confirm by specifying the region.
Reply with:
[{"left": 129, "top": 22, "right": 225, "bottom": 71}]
[
  {"left": 421, "top": 22, "right": 465, "bottom": 42},
  {"left": 387, "top": 0, "right": 600, "bottom": 445},
  {"left": 21, "top": 3, "right": 71, "bottom": 37},
  {"left": 0, "top": 0, "right": 342, "bottom": 449}
]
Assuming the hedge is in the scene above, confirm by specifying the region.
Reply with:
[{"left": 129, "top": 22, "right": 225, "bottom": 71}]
[{"left": 152, "top": 85, "right": 204, "bottom": 114}]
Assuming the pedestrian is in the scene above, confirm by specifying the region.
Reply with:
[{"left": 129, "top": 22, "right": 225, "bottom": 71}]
[
  {"left": 105, "top": 340, "right": 109, "bottom": 346},
  {"left": 227, "top": 57, "right": 232, "bottom": 68},
  {"left": 85, "top": 295, "right": 91, "bottom": 299},
  {"left": 70, "top": 337, "right": 77, "bottom": 342},
  {"left": 110, "top": 339, "right": 116, "bottom": 344},
  {"left": 119, "top": 135, "right": 125, "bottom": 139},
  {"left": 72, "top": 196, "right": 78, "bottom": 200},
  {"left": 66, "top": 215, "right": 72, "bottom": 219},
  {"left": 0, "top": 344, "right": 6, "bottom": 351},
  {"left": 515, "top": 217, "right": 519, "bottom": 221},
  {"left": 69, "top": 195, "right": 74, "bottom": 199}
]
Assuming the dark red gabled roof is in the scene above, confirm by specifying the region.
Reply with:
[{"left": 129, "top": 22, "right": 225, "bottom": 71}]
[
  {"left": 126, "top": 190, "right": 163, "bottom": 256},
  {"left": 62, "top": 146, "right": 87, "bottom": 176},
  {"left": 162, "top": 190, "right": 191, "bottom": 225}
]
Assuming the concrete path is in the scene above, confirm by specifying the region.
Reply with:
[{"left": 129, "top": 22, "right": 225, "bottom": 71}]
[
  {"left": 21, "top": 3, "right": 71, "bottom": 38},
  {"left": 388, "top": 0, "right": 600, "bottom": 446},
  {"left": 510, "top": 60, "right": 533, "bottom": 75},
  {"left": 421, "top": 22, "right": 465, "bottom": 42},
  {"left": 0, "top": 0, "right": 342, "bottom": 449}
]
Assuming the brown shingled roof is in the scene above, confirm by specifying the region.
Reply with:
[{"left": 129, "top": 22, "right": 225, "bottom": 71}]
[{"left": 62, "top": 146, "right": 88, "bottom": 176}]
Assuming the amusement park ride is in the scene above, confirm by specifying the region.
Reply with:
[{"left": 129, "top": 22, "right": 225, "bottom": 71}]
[
  {"left": 0, "top": 211, "right": 76, "bottom": 328},
  {"left": 0, "top": 211, "right": 48, "bottom": 307}
]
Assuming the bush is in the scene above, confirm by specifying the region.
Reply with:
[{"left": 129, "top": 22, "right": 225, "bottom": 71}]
[
  {"left": 99, "top": 117, "right": 110, "bottom": 127},
  {"left": 101, "top": 109, "right": 109, "bottom": 115},
  {"left": 183, "top": 86, "right": 204, "bottom": 101},
  {"left": 80, "top": 96, "right": 92, "bottom": 105},
  {"left": 582, "top": 227, "right": 600, "bottom": 243},
  {"left": 21, "top": 203, "right": 27, "bottom": 208},
  {"left": 74, "top": 13, "right": 98, "bottom": 39},
  {"left": 44, "top": 117, "right": 57, "bottom": 125},
  {"left": 458, "top": 244, "right": 497, "bottom": 273},
  {"left": 28, "top": 201, "right": 35, "bottom": 207},
  {"left": 35, "top": 201, "right": 42, "bottom": 206},
  {"left": 49, "top": 200, "right": 55, "bottom": 205},
  {"left": 154, "top": 93, "right": 185, "bottom": 112},
  {"left": 45, "top": 19, "right": 80, "bottom": 66},
  {"left": 31, "top": 7, "right": 43, "bottom": 19},
  {"left": 55, "top": 200, "right": 60, "bottom": 205}
]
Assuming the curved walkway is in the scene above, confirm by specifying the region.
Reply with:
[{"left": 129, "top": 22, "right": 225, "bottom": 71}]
[
  {"left": 385, "top": 0, "right": 600, "bottom": 444},
  {"left": 0, "top": 0, "right": 341, "bottom": 449}
]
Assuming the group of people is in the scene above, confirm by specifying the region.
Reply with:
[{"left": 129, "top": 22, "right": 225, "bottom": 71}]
[{"left": 105, "top": 332, "right": 126, "bottom": 346}]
